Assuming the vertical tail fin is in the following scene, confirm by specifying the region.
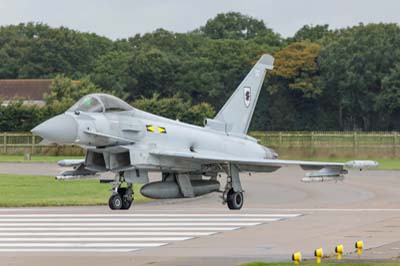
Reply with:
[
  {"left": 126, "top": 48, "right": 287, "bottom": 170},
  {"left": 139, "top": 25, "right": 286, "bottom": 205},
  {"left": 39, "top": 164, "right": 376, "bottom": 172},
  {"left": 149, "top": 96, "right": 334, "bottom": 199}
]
[{"left": 214, "top": 54, "right": 274, "bottom": 135}]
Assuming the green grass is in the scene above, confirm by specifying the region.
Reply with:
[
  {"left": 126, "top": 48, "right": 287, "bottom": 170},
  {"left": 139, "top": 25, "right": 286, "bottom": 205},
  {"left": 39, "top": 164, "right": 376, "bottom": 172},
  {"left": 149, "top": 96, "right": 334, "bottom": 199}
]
[
  {"left": 0, "top": 174, "right": 148, "bottom": 207},
  {"left": 0, "top": 155, "right": 83, "bottom": 163},
  {"left": 242, "top": 262, "right": 400, "bottom": 266},
  {"left": 373, "top": 158, "right": 400, "bottom": 170}
]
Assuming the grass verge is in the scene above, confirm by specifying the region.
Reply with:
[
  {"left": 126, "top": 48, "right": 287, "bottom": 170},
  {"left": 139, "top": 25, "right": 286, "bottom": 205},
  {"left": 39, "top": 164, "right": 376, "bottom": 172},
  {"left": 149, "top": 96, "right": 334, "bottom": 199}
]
[
  {"left": 0, "top": 174, "right": 148, "bottom": 207},
  {"left": 0, "top": 155, "right": 83, "bottom": 163}
]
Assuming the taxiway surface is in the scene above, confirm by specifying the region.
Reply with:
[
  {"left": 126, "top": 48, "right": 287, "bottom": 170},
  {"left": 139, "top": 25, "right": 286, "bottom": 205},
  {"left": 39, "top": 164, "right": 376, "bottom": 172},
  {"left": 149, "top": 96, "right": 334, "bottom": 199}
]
[{"left": 0, "top": 163, "right": 399, "bottom": 265}]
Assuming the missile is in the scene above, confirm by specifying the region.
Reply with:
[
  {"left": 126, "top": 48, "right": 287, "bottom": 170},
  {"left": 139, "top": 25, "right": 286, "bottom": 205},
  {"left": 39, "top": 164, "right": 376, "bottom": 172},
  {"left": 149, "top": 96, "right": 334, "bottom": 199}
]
[
  {"left": 56, "top": 174, "right": 99, "bottom": 180},
  {"left": 302, "top": 166, "right": 347, "bottom": 183},
  {"left": 301, "top": 176, "right": 344, "bottom": 183},
  {"left": 58, "top": 159, "right": 85, "bottom": 167},
  {"left": 141, "top": 180, "right": 220, "bottom": 199},
  {"left": 56, "top": 168, "right": 99, "bottom": 180}
]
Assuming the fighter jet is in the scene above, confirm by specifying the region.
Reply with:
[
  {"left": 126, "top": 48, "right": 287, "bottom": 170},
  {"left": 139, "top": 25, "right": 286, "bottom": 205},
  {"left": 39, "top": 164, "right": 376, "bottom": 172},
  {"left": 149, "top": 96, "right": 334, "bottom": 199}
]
[{"left": 32, "top": 54, "right": 378, "bottom": 210}]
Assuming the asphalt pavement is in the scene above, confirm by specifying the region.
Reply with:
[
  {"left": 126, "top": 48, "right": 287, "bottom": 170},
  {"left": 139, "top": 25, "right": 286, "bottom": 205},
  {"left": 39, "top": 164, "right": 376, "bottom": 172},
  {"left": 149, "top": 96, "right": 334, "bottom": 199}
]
[{"left": 0, "top": 163, "right": 399, "bottom": 265}]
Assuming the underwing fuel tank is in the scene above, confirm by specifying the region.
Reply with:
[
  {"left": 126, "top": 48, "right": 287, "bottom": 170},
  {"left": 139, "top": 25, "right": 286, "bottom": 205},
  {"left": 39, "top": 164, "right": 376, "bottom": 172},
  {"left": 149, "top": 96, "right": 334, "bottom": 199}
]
[{"left": 140, "top": 180, "right": 220, "bottom": 199}]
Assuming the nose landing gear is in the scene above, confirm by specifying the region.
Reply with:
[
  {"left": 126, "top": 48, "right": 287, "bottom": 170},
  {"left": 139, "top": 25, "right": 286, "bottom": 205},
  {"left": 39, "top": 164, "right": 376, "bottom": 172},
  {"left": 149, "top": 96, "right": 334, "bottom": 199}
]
[{"left": 109, "top": 173, "right": 134, "bottom": 210}]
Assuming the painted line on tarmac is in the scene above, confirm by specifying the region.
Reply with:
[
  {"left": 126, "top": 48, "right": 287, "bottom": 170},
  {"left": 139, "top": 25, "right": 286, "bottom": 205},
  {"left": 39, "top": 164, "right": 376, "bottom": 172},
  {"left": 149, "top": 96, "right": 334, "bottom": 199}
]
[
  {"left": 0, "top": 227, "right": 238, "bottom": 231},
  {"left": 0, "top": 232, "right": 216, "bottom": 236},
  {"left": 0, "top": 212, "right": 301, "bottom": 253},
  {"left": 242, "top": 208, "right": 400, "bottom": 212},
  {"left": 0, "top": 248, "right": 140, "bottom": 252},
  {"left": 0, "top": 222, "right": 264, "bottom": 226},
  {"left": 0, "top": 237, "right": 192, "bottom": 242},
  {"left": 0, "top": 213, "right": 301, "bottom": 217},
  {"left": 0, "top": 218, "right": 281, "bottom": 222},
  {"left": 0, "top": 243, "right": 167, "bottom": 247}
]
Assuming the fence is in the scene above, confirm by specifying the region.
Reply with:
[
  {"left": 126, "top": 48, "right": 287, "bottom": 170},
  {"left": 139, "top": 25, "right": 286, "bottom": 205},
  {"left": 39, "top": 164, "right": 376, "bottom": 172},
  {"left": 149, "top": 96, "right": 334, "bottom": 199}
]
[
  {"left": 0, "top": 133, "right": 84, "bottom": 156},
  {"left": 250, "top": 131, "right": 400, "bottom": 158},
  {"left": 0, "top": 132, "right": 398, "bottom": 158}
]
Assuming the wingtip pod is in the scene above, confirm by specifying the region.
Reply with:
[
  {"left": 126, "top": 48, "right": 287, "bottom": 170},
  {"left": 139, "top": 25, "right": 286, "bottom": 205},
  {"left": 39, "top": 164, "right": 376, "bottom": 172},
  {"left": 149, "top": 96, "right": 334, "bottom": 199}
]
[
  {"left": 257, "top": 54, "right": 274, "bottom": 70},
  {"left": 345, "top": 160, "right": 379, "bottom": 169}
]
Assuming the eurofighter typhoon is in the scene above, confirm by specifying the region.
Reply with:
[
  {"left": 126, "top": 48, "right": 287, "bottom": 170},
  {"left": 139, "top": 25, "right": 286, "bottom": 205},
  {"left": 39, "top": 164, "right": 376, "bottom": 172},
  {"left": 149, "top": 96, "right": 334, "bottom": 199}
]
[{"left": 31, "top": 54, "right": 378, "bottom": 210}]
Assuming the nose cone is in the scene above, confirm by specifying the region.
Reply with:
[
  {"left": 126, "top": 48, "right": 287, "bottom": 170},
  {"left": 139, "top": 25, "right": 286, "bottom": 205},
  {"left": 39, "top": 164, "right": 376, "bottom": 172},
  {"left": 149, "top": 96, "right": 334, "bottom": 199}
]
[{"left": 31, "top": 114, "right": 78, "bottom": 144}]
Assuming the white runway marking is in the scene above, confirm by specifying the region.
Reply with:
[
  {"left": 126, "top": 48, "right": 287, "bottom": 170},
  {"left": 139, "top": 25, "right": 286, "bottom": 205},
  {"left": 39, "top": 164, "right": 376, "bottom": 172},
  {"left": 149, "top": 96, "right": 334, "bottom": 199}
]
[
  {"left": 0, "top": 243, "right": 166, "bottom": 247},
  {"left": 0, "top": 212, "right": 300, "bottom": 252},
  {"left": 0, "top": 237, "right": 192, "bottom": 241},
  {"left": 0, "top": 232, "right": 215, "bottom": 236},
  {"left": 0, "top": 214, "right": 301, "bottom": 217},
  {"left": 0, "top": 248, "right": 139, "bottom": 252},
  {"left": 0, "top": 218, "right": 280, "bottom": 222},
  {"left": 0, "top": 222, "right": 264, "bottom": 226},
  {"left": 0, "top": 227, "right": 238, "bottom": 231}
]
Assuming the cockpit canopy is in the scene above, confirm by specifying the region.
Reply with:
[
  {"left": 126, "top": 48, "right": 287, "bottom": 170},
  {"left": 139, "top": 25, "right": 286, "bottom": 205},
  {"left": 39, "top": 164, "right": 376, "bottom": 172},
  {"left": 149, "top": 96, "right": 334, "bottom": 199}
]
[{"left": 68, "top": 94, "right": 134, "bottom": 113}]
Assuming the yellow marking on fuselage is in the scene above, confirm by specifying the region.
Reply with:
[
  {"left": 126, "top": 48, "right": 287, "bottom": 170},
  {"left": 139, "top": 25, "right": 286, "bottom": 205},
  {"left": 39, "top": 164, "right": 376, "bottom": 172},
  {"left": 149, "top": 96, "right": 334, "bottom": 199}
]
[
  {"left": 146, "top": 125, "right": 155, "bottom": 132},
  {"left": 158, "top": 126, "right": 167, "bottom": 134}
]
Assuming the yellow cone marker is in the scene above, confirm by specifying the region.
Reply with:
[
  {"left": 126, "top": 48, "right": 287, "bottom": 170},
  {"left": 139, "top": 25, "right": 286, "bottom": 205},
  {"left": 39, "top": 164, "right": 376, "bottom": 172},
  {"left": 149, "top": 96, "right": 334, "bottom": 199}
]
[
  {"left": 335, "top": 244, "right": 344, "bottom": 260},
  {"left": 355, "top": 240, "right": 363, "bottom": 256},
  {"left": 314, "top": 248, "right": 323, "bottom": 264},
  {"left": 292, "top": 251, "right": 302, "bottom": 265}
]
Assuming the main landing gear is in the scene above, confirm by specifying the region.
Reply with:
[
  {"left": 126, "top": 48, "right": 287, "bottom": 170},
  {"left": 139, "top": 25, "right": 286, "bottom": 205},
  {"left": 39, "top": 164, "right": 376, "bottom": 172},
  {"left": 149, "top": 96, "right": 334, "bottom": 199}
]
[
  {"left": 222, "top": 163, "right": 244, "bottom": 210},
  {"left": 226, "top": 188, "right": 244, "bottom": 210},
  {"left": 109, "top": 173, "right": 134, "bottom": 210}
]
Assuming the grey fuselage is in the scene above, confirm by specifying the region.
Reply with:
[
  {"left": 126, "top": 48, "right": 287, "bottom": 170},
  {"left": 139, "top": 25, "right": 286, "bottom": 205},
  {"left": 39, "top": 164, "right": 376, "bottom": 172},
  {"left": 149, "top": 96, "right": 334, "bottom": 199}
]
[{"left": 63, "top": 108, "right": 275, "bottom": 173}]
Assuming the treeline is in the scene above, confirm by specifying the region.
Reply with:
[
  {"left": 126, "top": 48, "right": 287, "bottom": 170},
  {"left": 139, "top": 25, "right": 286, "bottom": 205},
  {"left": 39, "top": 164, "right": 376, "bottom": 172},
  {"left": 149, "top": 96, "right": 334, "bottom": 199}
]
[{"left": 1, "top": 12, "right": 400, "bottom": 131}]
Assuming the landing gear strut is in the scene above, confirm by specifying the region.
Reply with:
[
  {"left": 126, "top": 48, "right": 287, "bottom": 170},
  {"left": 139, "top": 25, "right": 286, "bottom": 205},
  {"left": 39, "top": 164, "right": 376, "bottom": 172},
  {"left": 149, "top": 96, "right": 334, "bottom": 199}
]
[
  {"left": 222, "top": 163, "right": 244, "bottom": 210},
  {"left": 109, "top": 173, "right": 134, "bottom": 210}
]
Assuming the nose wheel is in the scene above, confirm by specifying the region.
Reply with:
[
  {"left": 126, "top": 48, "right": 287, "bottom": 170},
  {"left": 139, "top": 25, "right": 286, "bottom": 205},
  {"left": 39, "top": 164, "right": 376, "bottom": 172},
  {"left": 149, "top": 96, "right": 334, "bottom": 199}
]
[
  {"left": 109, "top": 187, "right": 134, "bottom": 210},
  {"left": 109, "top": 193, "right": 123, "bottom": 210},
  {"left": 109, "top": 173, "right": 134, "bottom": 210}
]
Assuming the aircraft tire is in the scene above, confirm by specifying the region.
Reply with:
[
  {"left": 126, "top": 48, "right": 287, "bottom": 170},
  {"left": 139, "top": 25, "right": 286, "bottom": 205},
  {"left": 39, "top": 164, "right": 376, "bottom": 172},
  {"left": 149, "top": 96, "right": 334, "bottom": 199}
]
[
  {"left": 108, "top": 194, "right": 123, "bottom": 210},
  {"left": 118, "top": 187, "right": 133, "bottom": 210},
  {"left": 227, "top": 189, "right": 243, "bottom": 210},
  {"left": 121, "top": 197, "right": 133, "bottom": 210}
]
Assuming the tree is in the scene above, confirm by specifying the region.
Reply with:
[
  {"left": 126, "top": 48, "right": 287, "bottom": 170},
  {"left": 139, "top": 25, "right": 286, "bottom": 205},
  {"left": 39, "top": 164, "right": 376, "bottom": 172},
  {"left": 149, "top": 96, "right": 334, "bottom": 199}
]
[
  {"left": 0, "top": 23, "right": 113, "bottom": 79},
  {"left": 269, "top": 41, "right": 322, "bottom": 98},
  {"left": 199, "top": 12, "right": 282, "bottom": 46},
  {"left": 126, "top": 48, "right": 181, "bottom": 99},
  {"left": 44, "top": 75, "right": 106, "bottom": 114},
  {"left": 291, "top": 24, "right": 331, "bottom": 42},
  {"left": 132, "top": 94, "right": 215, "bottom": 126},
  {"left": 0, "top": 101, "right": 43, "bottom": 131},
  {"left": 90, "top": 50, "right": 136, "bottom": 94},
  {"left": 376, "top": 64, "right": 400, "bottom": 129},
  {"left": 319, "top": 23, "right": 400, "bottom": 130}
]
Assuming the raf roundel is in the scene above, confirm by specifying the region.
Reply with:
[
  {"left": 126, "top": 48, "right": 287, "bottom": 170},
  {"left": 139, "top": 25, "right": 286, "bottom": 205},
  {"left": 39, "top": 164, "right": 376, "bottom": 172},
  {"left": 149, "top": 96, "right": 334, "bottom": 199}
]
[{"left": 244, "top": 87, "right": 251, "bottom": 108}]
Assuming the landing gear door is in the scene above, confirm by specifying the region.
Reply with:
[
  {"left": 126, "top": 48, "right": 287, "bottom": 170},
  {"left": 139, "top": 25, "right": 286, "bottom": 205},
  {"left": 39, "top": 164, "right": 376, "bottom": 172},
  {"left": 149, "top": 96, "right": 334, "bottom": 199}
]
[{"left": 124, "top": 169, "right": 149, "bottom": 184}]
